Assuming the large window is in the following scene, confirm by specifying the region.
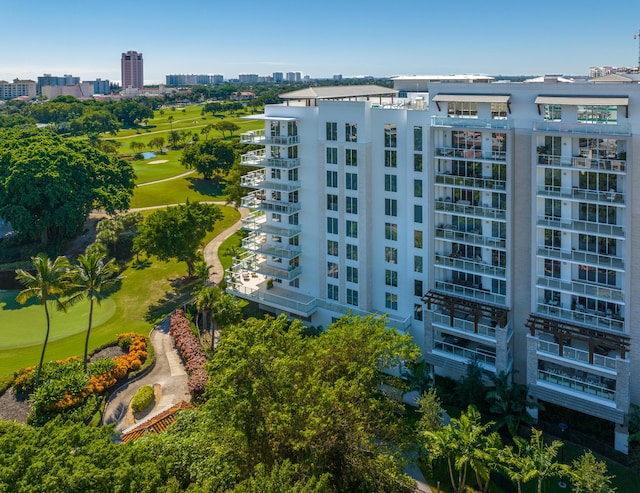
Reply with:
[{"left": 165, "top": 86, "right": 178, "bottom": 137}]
[
  {"left": 346, "top": 244, "right": 358, "bottom": 261},
  {"left": 326, "top": 170, "right": 338, "bottom": 188},
  {"left": 544, "top": 259, "right": 561, "bottom": 278},
  {"left": 579, "top": 203, "right": 617, "bottom": 224},
  {"left": 345, "top": 123, "right": 357, "bottom": 142},
  {"left": 385, "top": 269, "right": 398, "bottom": 287},
  {"left": 346, "top": 288, "right": 358, "bottom": 307},
  {"left": 414, "top": 303, "right": 423, "bottom": 321},
  {"left": 385, "top": 198, "right": 397, "bottom": 216},
  {"left": 327, "top": 194, "right": 338, "bottom": 211},
  {"left": 414, "top": 255, "right": 423, "bottom": 273},
  {"left": 414, "top": 126, "right": 423, "bottom": 151},
  {"left": 578, "top": 265, "right": 616, "bottom": 286},
  {"left": 544, "top": 199, "right": 561, "bottom": 220},
  {"left": 288, "top": 121, "right": 298, "bottom": 136},
  {"left": 326, "top": 122, "right": 337, "bottom": 141},
  {"left": 448, "top": 101, "right": 478, "bottom": 118},
  {"left": 346, "top": 149, "right": 358, "bottom": 166},
  {"left": 327, "top": 216, "right": 338, "bottom": 235},
  {"left": 578, "top": 172, "right": 617, "bottom": 192},
  {"left": 326, "top": 147, "right": 338, "bottom": 164},
  {"left": 384, "top": 174, "right": 397, "bottom": 192},
  {"left": 414, "top": 154, "right": 423, "bottom": 172},
  {"left": 385, "top": 293, "right": 398, "bottom": 310},
  {"left": 385, "top": 222, "right": 398, "bottom": 241},
  {"left": 414, "top": 230, "right": 423, "bottom": 248},
  {"left": 384, "top": 124, "right": 397, "bottom": 148},
  {"left": 414, "top": 179, "right": 423, "bottom": 198},
  {"left": 327, "top": 283, "right": 339, "bottom": 301},
  {"left": 385, "top": 150, "right": 397, "bottom": 168},
  {"left": 543, "top": 105, "right": 562, "bottom": 121},
  {"left": 414, "top": 279, "right": 423, "bottom": 297},
  {"left": 385, "top": 246, "right": 397, "bottom": 264},
  {"left": 327, "top": 240, "right": 339, "bottom": 256},
  {"left": 346, "top": 220, "right": 358, "bottom": 238},
  {"left": 577, "top": 105, "right": 618, "bottom": 125},
  {"left": 327, "top": 262, "right": 339, "bottom": 279},
  {"left": 578, "top": 234, "right": 617, "bottom": 255},
  {"left": 346, "top": 196, "right": 358, "bottom": 214},
  {"left": 347, "top": 266, "right": 359, "bottom": 283},
  {"left": 346, "top": 172, "right": 357, "bottom": 190},
  {"left": 491, "top": 102, "right": 507, "bottom": 119},
  {"left": 453, "top": 130, "right": 481, "bottom": 149},
  {"left": 544, "top": 229, "right": 561, "bottom": 249},
  {"left": 414, "top": 205, "right": 422, "bottom": 224}
]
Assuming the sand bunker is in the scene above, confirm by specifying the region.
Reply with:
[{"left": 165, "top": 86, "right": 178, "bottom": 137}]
[{"left": 147, "top": 160, "right": 169, "bottom": 164}]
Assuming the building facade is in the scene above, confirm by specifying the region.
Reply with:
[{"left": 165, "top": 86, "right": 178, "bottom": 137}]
[
  {"left": 0, "top": 79, "right": 36, "bottom": 99},
  {"left": 121, "top": 51, "right": 144, "bottom": 89},
  {"left": 228, "top": 79, "right": 640, "bottom": 452}
]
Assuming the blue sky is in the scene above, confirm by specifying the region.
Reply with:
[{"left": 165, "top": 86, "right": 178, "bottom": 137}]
[{"left": 3, "top": 0, "right": 640, "bottom": 83}]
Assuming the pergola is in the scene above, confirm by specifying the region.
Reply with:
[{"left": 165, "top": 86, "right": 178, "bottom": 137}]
[{"left": 422, "top": 290, "right": 509, "bottom": 332}]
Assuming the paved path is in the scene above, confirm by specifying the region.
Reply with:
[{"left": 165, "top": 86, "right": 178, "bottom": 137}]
[
  {"left": 136, "top": 170, "right": 195, "bottom": 187},
  {"left": 203, "top": 207, "right": 248, "bottom": 284}
]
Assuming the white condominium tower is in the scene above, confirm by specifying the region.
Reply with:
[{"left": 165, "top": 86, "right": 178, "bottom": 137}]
[{"left": 228, "top": 77, "right": 640, "bottom": 452}]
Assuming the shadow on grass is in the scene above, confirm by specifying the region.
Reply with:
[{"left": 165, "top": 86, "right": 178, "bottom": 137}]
[
  {"left": 144, "top": 276, "right": 200, "bottom": 323},
  {"left": 186, "top": 176, "right": 227, "bottom": 198},
  {"left": 131, "top": 258, "right": 152, "bottom": 270}
]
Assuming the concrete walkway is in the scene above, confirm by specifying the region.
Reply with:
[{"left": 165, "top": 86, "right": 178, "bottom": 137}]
[
  {"left": 102, "top": 317, "right": 190, "bottom": 432},
  {"left": 203, "top": 207, "right": 248, "bottom": 284}
]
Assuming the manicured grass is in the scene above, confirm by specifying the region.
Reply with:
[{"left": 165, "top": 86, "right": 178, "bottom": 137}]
[
  {"left": 130, "top": 175, "right": 228, "bottom": 209},
  {"left": 218, "top": 231, "right": 243, "bottom": 271},
  {"left": 0, "top": 292, "right": 115, "bottom": 349},
  {"left": 132, "top": 150, "right": 187, "bottom": 184}
]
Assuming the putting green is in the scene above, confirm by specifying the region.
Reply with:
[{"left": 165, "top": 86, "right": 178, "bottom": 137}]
[{"left": 0, "top": 291, "right": 116, "bottom": 350}]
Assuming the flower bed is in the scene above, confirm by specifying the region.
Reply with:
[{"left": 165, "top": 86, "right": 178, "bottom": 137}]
[{"left": 169, "top": 309, "right": 208, "bottom": 397}]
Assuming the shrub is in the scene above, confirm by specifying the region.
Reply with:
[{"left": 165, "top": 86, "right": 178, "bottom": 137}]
[
  {"left": 131, "top": 385, "right": 155, "bottom": 413},
  {"left": 170, "top": 309, "right": 208, "bottom": 397}
]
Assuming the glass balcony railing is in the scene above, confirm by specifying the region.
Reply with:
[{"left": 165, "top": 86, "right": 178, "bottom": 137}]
[
  {"left": 435, "top": 199, "right": 507, "bottom": 220},
  {"left": 537, "top": 154, "right": 626, "bottom": 172},
  {"left": 533, "top": 120, "right": 631, "bottom": 136},
  {"left": 435, "top": 146, "right": 507, "bottom": 161},
  {"left": 240, "top": 129, "right": 299, "bottom": 145},
  {"left": 435, "top": 280, "right": 506, "bottom": 306},
  {"left": 537, "top": 186, "right": 624, "bottom": 205},
  {"left": 241, "top": 192, "right": 301, "bottom": 214},
  {"left": 536, "top": 246, "right": 624, "bottom": 270},
  {"left": 536, "top": 276, "right": 624, "bottom": 302},
  {"left": 537, "top": 369, "right": 615, "bottom": 401},
  {"left": 536, "top": 303, "right": 624, "bottom": 332},
  {"left": 435, "top": 254, "right": 506, "bottom": 278},
  {"left": 242, "top": 233, "right": 301, "bottom": 259},
  {"left": 435, "top": 173, "right": 507, "bottom": 191},
  {"left": 240, "top": 150, "right": 300, "bottom": 169},
  {"left": 536, "top": 338, "right": 618, "bottom": 371},
  {"left": 432, "top": 311, "right": 501, "bottom": 339},
  {"left": 433, "top": 339, "right": 497, "bottom": 367},
  {"left": 227, "top": 283, "right": 317, "bottom": 317},
  {"left": 432, "top": 116, "right": 512, "bottom": 130},
  {"left": 435, "top": 225, "right": 506, "bottom": 249},
  {"left": 537, "top": 216, "right": 624, "bottom": 238}
]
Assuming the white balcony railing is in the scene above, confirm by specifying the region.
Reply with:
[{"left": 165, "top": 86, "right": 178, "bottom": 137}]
[
  {"left": 538, "top": 369, "right": 615, "bottom": 401},
  {"left": 536, "top": 339, "right": 618, "bottom": 371}
]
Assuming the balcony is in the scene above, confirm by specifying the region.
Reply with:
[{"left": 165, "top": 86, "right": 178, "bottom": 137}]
[
  {"left": 536, "top": 246, "right": 624, "bottom": 270},
  {"left": 537, "top": 216, "right": 624, "bottom": 238},
  {"left": 432, "top": 311, "right": 501, "bottom": 339},
  {"left": 536, "top": 303, "right": 624, "bottom": 332},
  {"left": 435, "top": 173, "right": 507, "bottom": 191},
  {"left": 435, "top": 254, "right": 506, "bottom": 278},
  {"left": 240, "top": 169, "right": 265, "bottom": 188},
  {"left": 537, "top": 369, "right": 615, "bottom": 401},
  {"left": 436, "top": 225, "right": 506, "bottom": 250},
  {"left": 435, "top": 199, "right": 506, "bottom": 220},
  {"left": 317, "top": 300, "right": 412, "bottom": 332},
  {"left": 435, "top": 280, "right": 506, "bottom": 306},
  {"left": 227, "top": 281, "right": 317, "bottom": 318},
  {"left": 536, "top": 276, "right": 624, "bottom": 302},
  {"left": 242, "top": 233, "right": 301, "bottom": 259},
  {"left": 240, "top": 149, "right": 301, "bottom": 169},
  {"left": 432, "top": 116, "right": 512, "bottom": 130},
  {"left": 240, "top": 129, "right": 299, "bottom": 145},
  {"left": 533, "top": 120, "right": 631, "bottom": 136},
  {"left": 241, "top": 191, "right": 301, "bottom": 214},
  {"left": 536, "top": 338, "right": 617, "bottom": 371},
  {"left": 537, "top": 186, "right": 624, "bottom": 205},
  {"left": 435, "top": 146, "right": 507, "bottom": 161},
  {"left": 241, "top": 172, "right": 300, "bottom": 192},
  {"left": 537, "top": 154, "right": 626, "bottom": 173},
  {"left": 433, "top": 337, "right": 497, "bottom": 368}
]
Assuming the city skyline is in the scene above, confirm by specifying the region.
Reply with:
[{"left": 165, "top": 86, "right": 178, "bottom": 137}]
[{"left": 3, "top": 1, "right": 640, "bottom": 84}]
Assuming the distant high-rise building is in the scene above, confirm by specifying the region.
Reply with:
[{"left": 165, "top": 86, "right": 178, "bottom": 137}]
[
  {"left": 238, "top": 74, "right": 259, "bottom": 83},
  {"left": 333, "top": 74, "right": 343, "bottom": 81},
  {"left": 0, "top": 79, "right": 36, "bottom": 99},
  {"left": 213, "top": 74, "right": 224, "bottom": 84},
  {"left": 121, "top": 51, "right": 144, "bottom": 89},
  {"left": 85, "top": 78, "right": 110, "bottom": 95},
  {"left": 273, "top": 72, "right": 284, "bottom": 82},
  {"left": 36, "top": 74, "right": 80, "bottom": 95}
]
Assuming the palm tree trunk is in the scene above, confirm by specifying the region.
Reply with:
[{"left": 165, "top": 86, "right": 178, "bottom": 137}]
[
  {"left": 35, "top": 301, "right": 51, "bottom": 387},
  {"left": 447, "top": 457, "right": 456, "bottom": 492},
  {"left": 83, "top": 300, "right": 94, "bottom": 372}
]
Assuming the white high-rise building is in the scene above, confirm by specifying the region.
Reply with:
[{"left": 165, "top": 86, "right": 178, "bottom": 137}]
[{"left": 228, "top": 78, "right": 640, "bottom": 452}]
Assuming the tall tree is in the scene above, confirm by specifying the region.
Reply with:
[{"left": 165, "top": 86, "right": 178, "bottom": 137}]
[
  {"left": 213, "top": 121, "right": 240, "bottom": 138},
  {"left": 518, "top": 428, "right": 568, "bottom": 493},
  {"left": 570, "top": 451, "right": 616, "bottom": 493},
  {"left": 68, "top": 252, "right": 121, "bottom": 371},
  {"left": 133, "top": 201, "right": 222, "bottom": 276},
  {"left": 181, "top": 139, "right": 236, "bottom": 179},
  {"left": 15, "top": 254, "right": 71, "bottom": 386},
  {"left": 149, "top": 136, "right": 165, "bottom": 153}
]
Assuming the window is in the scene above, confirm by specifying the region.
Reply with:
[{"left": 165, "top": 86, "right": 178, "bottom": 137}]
[
  {"left": 326, "top": 122, "right": 337, "bottom": 141},
  {"left": 384, "top": 124, "right": 397, "bottom": 148},
  {"left": 544, "top": 259, "right": 561, "bottom": 278},
  {"left": 346, "top": 220, "right": 358, "bottom": 238},
  {"left": 327, "top": 239, "right": 339, "bottom": 256},
  {"left": 327, "top": 283, "right": 339, "bottom": 301},
  {"left": 270, "top": 121, "right": 280, "bottom": 137},
  {"left": 326, "top": 170, "right": 338, "bottom": 188},
  {"left": 414, "top": 179, "right": 423, "bottom": 198},
  {"left": 577, "top": 105, "right": 618, "bottom": 125},
  {"left": 384, "top": 150, "right": 397, "bottom": 168},
  {"left": 578, "top": 265, "right": 616, "bottom": 286},
  {"left": 288, "top": 168, "right": 298, "bottom": 181},
  {"left": 287, "top": 121, "right": 298, "bottom": 136},
  {"left": 345, "top": 123, "right": 357, "bottom": 142},
  {"left": 272, "top": 235, "right": 282, "bottom": 243},
  {"left": 384, "top": 174, "right": 397, "bottom": 192},
  {"left": 578, "top": 234, "right": 616, "bottom": 255},
  {"left": 289, "top": 279, "right": 299, "bottom": 288},
  {"left": 414, "top": 230, "right": 423, "bottom": 248},
  {"left": 289, "top": 213, "right": 299, "bottom": 225},
  {"left": 385, "top": 269, "right": 398, "bottom": 287},
  {"left": 326, "top": 147, "right": 338, "bottom": 164},
  {"left": 414, "top": 154, "right": 423, "bottom": 172},
  {"left": 385, "top": 293, "right": 398, "bottom": 310},
  {"left": 346, "top": 244, "right": 358, "bottom": 261},
  {"left": 544, "top": 229, "right": 561, "bottom": 249},
  {"left": 385, "top": 246, "right": 397, "bottom": 264},
  {"left": 327, "top": 216, "right": 338, "bottom": 235},
  {"left": 346, "top": 149, "right": 358, "bottom": 166},
  {"left": 327, "top": 262, "right": 339, "bottom": 279},
  {"left": 414, "top": 303, "right": 423, "bottom": 321},
  {"left": 272, "top": 213, "right": 281, "bottom": 223},
  {"left": 491, "top": 102, "right": 507, "bottom": 119},
  {"left": 346, "top": 172, "right": 358, "bottom": 190},
  {"left": 271, "top": 191, "right": 281, "bottom": 201},
  {"left": 327, "top": 194, "right": 338, "bottom": 211},
  {"left": 289, "top": 236, "right": 299, "bottom": 246},
  {"left": 346, "top": 288, "right": 358, "bottom": 306},
  {"left": 385, "top": 198, "right": 397, "bottom": 216},
  {"left": 579, "top": 203, "right": 617, "bottom": 224},
  {"left": 414, "top": 255, "right": 423, "bottom": 273},
  {"left": 347, "top": 266, "right": 359, "bottom": 283},
  {"left": 288, "top": 191, "right": 298, "bottom": 203},
  {"left": 414, "top": 279, "right": 423, "bottom": 297},
  {"left": 385, "top": 222, "right": 398, "bottom": 241},
  {"left": 544, "top": 199, "right": 561, "bottom": 220},
  {"left": 543, "top": 105, "right": 561, "bottom": 121},
  {"left": 448, "top": 101, "right": 478, "bottom": 118},
  {"left": 271, "top": 168, "right": 281, "bottom": 179},
  {"left": 346, "top": 196, "right": 358, "bottom": 214},
  {"left": 414, "top": 205, "right": 422, "bottom": 224},
  {"left": 414, "top": 126, "right": 423, "bottom": 151}
]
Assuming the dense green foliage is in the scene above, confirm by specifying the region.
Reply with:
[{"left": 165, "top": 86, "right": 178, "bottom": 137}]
[
  {"left": 0, "top": 129, "right": 135, "bottom": 247},
  {"left": 131, "top": 385, "right": 155, "bottom": 413},
  {"left": 181, "top": 139, "right": 236, "bottom": 179}
]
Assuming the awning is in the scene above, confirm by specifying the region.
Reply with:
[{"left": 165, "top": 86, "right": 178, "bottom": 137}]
[
  {"left": 432, "top": 94, "right": 511, "bottom": 103},
  {"left": 534, "top": 96, "right": 629, "bottom": 106}
]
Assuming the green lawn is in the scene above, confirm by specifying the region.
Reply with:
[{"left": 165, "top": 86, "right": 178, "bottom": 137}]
[
  {"left": 130, "top": 175, "right": 228, "bottom": 209},
  {"left": 132, "top": 150, "right": 187, "bottom": 184},
  {"left": 218, "top": 231, "right": 243, "bottom": 271}
]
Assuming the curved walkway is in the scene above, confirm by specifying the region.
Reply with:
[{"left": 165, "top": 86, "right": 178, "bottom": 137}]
[{"left": 203, "top": 207, "right": 248, "bottom": 284}]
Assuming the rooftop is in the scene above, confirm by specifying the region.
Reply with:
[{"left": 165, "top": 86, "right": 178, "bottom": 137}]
[{"left": 279, "top": 84, "right": 397, "bottom": 101}]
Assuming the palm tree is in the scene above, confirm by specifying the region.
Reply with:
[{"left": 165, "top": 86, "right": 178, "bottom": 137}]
[
  {"left": 518, "top": 428, "right": 568, "bottom": 493},
  {"left": 69, "top": 252, "right": 121, "bottom": 371},
  {"left": 15, "top": 254, "right": 72, "bottom": 386},
  {"left": 210, "top": 292, "right": 241, "bottom": 352},
  {"left": 195, "top": 285, "right": 219, "bottom": 338}
]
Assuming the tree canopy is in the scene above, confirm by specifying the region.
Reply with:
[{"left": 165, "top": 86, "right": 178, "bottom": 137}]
[
  {"left": 133, "top": 201, "right": 222, "bottom": 276},
  {"left": 0, "top": 129, "right": 135, "bottom": 247},
  {"left": 180, "top": 139, "right": 236, "bottom": 179}
]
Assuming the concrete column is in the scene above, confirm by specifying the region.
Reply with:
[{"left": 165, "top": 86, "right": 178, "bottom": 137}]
[
  {"left": 495, "top": 326, "right": 508, "bottom": 373},
  {"left": 525, "top": 333, "right": 539, "bottom": 385},
  {"left": 615, "top": 420, "right": 629, "bottom": 455}
]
